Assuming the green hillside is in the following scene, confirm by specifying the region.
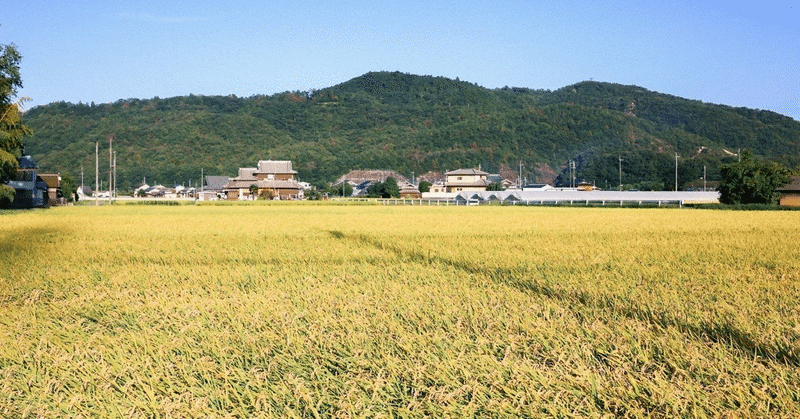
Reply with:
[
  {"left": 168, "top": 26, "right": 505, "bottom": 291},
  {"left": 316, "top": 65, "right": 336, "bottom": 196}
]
[{"left": 21, "top": 71, "right": 800, "bottom": 191}]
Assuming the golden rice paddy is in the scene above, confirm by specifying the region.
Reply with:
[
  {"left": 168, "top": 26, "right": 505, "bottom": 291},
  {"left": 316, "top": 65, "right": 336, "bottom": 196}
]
[{"left": 1, "top": 203, "right": 799, "bottom": 417}]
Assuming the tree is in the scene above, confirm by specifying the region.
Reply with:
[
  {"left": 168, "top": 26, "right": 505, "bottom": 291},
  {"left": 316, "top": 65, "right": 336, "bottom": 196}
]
[
  {"left": 366, "top": 181, "right": 384, "bottom": 197},
  {"left": 1, "top": 41, "right": 32, "bottom": 205},
  {"left": 718, "top": 150, "right": 790, "bottom": 205},
  {"left": 331, "top": 182, "right": 353, "bottom": 197},
  {"left": 60, "top": 173, "right": 77, "bottom": 203},
  {"left": 382, "top": 177, "right": 400, "bottom": 198},
  {"left": 487, "top": 182, "right": 504, "bottom": 191},
  {"left": 418, "top": 181, "right": 431, "bottom": 193},
  {"left": 249, "top": 183, "right": 258, "bottom": 199}
]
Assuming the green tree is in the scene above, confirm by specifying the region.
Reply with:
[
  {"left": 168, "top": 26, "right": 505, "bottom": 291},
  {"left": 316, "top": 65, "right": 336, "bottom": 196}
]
[
  {"left": 249, "top": 183, "right": 258, "bottom": 199},
  {"left": 487, "top": 182, "right": 504, "bottom": 191},
  {"left": 418, "top": 181, "right": 431, "bottom": 193},
  {"left": 366, "top": 181, "right": 384, "bottom": 197},
  {"left": 718, "top": 150, "right": 790, "bottom": 205},
  {"left": 1, "top": 41, "right": 32, "bottom": 205},
  {"left": 60, "top": 173, "right": 77, "bottom": 202},
  {"left": 304, "top": 188, "right": 322, "bottom": 200},
  {"left": 331, "top": 182, "right": 353, "bottom": 197},
  {"left": 382, "top": 177, "right": 400, "bottom": 198}
]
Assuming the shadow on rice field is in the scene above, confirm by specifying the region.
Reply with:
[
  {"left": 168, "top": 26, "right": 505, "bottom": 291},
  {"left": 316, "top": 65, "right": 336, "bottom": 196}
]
[{"left": 327, "top": 229, "right": 800, "bottom": 368}]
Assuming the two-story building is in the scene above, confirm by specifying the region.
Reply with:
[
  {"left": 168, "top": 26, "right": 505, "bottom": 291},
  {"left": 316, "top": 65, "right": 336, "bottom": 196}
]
[
  {"left": 442, "top": 168, "right": 491, "bottom": 193},
  {"left": 224, "top": 160, "right": 302, "bottom": 200}
]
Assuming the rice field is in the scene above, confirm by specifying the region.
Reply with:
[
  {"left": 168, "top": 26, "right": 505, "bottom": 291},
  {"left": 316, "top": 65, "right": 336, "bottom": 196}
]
[{"left": 1, "top": 203, "right": 799, "bottom": 418}]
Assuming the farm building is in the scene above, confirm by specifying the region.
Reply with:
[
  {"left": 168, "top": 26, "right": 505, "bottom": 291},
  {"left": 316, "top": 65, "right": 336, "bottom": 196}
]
[
  {"left": 2, "top": 156, "right": 53, "bottom": 209},
  {"left": 776, "top": 175, "right": 800, "bottom": 207}
]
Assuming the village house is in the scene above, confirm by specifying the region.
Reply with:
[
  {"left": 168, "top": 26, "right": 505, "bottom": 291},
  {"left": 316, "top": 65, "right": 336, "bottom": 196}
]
[
  {"left": 198, "top": 175, "right": 230, "bottom": 201},
  {"left": 398, "top": 181, "right": 422, "bottom": 198},
  {"left": 442, "top": 168, "right": 491, "bottom": 193},
  {"left": 2, "top": 156, "right": 56, "bottom": 208},
  {"left": 776, "top": 175, "right": 800, "bottom": 207},
  {"left": 423, "top": 168, "right": 493, "bottom": 198},
  {"left": 224, "top": 160, "right": 302, "bottom": 200}
]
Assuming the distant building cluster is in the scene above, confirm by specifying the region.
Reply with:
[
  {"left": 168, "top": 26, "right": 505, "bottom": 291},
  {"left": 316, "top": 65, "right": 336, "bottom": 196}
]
[{"left": 83, "top": 159, "right": 800, "bottom": 208}]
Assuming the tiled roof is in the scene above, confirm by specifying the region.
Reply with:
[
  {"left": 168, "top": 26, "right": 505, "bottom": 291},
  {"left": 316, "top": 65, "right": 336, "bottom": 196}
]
[
  {"left": 777, "top": 175, "right": 800, "bottom": 192},
  {"left": 235, "top": 168, "right": 257, "bottom": 180},
  {"left": 257, "top": 179, "right": 301, "bottom": 189},
  {"left": 445, "top": 168, "right": 489, "bottom": 176},
  {"left": 334, "top": 170, "right": 408, "bottom": 185},
  {"left": 446, "top": 179, "right": 492, "bottom": 187},
  {"left": 223, "top": 179, "right": 301, "bottom": 190},
  {"left": 204, "top": 176, "right": 230, "bottom": 190},
  {"left": 256, "top": 160, "right": 296, "bottom": 174}
]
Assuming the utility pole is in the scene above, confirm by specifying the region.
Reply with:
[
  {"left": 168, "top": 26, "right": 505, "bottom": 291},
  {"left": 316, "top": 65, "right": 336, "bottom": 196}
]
[
  {"left": 675, "top": 152, "right": 679, "bottom": 191},
  {"left": 519, "top": 160, "right": 523, "bottom": 189},
  {"left": 618, "top": 156, "right": 623, "bottom": 191},
  {"left": 703, "top": 165, "right": 707, "bottom": 192},
  {"left": 569, "top": 160, "right": 575, "bottom": 188},
  {"left": 108, "top": 136, "right": 113, "bottom": 202},
  {"left": 95, "top": 142, "right": 99, "bottom": 206}
]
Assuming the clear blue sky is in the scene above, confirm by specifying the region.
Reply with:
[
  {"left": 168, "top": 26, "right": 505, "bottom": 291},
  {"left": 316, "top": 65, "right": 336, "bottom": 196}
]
[{"left": 3, "top": 1, "right": 798, "bottom": 120}]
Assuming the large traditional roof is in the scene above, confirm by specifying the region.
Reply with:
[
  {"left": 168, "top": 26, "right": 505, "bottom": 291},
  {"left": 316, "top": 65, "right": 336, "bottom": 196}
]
[
  {"left": 223, "top": 179, "right": 301, "bottom": 190},
  {"left": 234, "top": 168, "right": 257, "bottom": 180},
  {"left": 204, "top": 176, "right": 231, "bottom": 190},
  {"left": 255, "top": 160, "right": 296, "bottom": 174}
]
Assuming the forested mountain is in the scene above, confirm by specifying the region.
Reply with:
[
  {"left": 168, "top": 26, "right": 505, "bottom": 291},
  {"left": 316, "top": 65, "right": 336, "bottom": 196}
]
[{"left": 21, "top": 71, "right": 800, "bottom": 191}]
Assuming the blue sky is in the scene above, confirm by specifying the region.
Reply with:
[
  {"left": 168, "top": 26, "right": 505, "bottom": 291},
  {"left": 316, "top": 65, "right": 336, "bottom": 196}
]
[{"left": 3, "top": 1, "right": 798, "bottom": 120}]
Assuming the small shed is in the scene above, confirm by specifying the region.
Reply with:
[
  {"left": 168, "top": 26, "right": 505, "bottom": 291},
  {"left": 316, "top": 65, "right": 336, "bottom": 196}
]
[{"left": 777, "top": 175, "right": 800, "bottom": 207}]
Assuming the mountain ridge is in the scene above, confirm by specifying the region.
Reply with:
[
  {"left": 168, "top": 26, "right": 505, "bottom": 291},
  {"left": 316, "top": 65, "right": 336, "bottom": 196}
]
[{"left": 21, "top": 71, "right": 800, "bottom": 190}]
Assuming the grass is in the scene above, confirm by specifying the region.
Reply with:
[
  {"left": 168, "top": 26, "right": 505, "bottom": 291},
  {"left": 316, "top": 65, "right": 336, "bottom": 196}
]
[{"left": 1, "top": 205, "right": 799, "bottom": 417}]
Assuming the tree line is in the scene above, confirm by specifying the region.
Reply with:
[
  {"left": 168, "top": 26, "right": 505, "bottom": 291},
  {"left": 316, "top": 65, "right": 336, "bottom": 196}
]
[{"left": 15, "top": 70, "right": 800, "bottom": 201}]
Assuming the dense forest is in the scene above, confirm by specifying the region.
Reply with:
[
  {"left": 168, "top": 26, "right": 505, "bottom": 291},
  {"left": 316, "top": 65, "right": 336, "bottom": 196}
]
[{"left": 20, "top": 71, "right": 800, "bottom": 191}]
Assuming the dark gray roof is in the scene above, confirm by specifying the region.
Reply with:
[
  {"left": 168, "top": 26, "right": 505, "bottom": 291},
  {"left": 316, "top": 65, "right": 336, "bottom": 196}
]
[
  {"left": 255, "top": 160, "right": 296, "bottom": 174},
  {"left": 204, "top": 176, "right": 230, "bottom": 190},
  {"left": 18, "top": 156, "right": 37, "bottom": 169},
  {"left": 777, "top": 176, "right": 800, "bottom": 192}
]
